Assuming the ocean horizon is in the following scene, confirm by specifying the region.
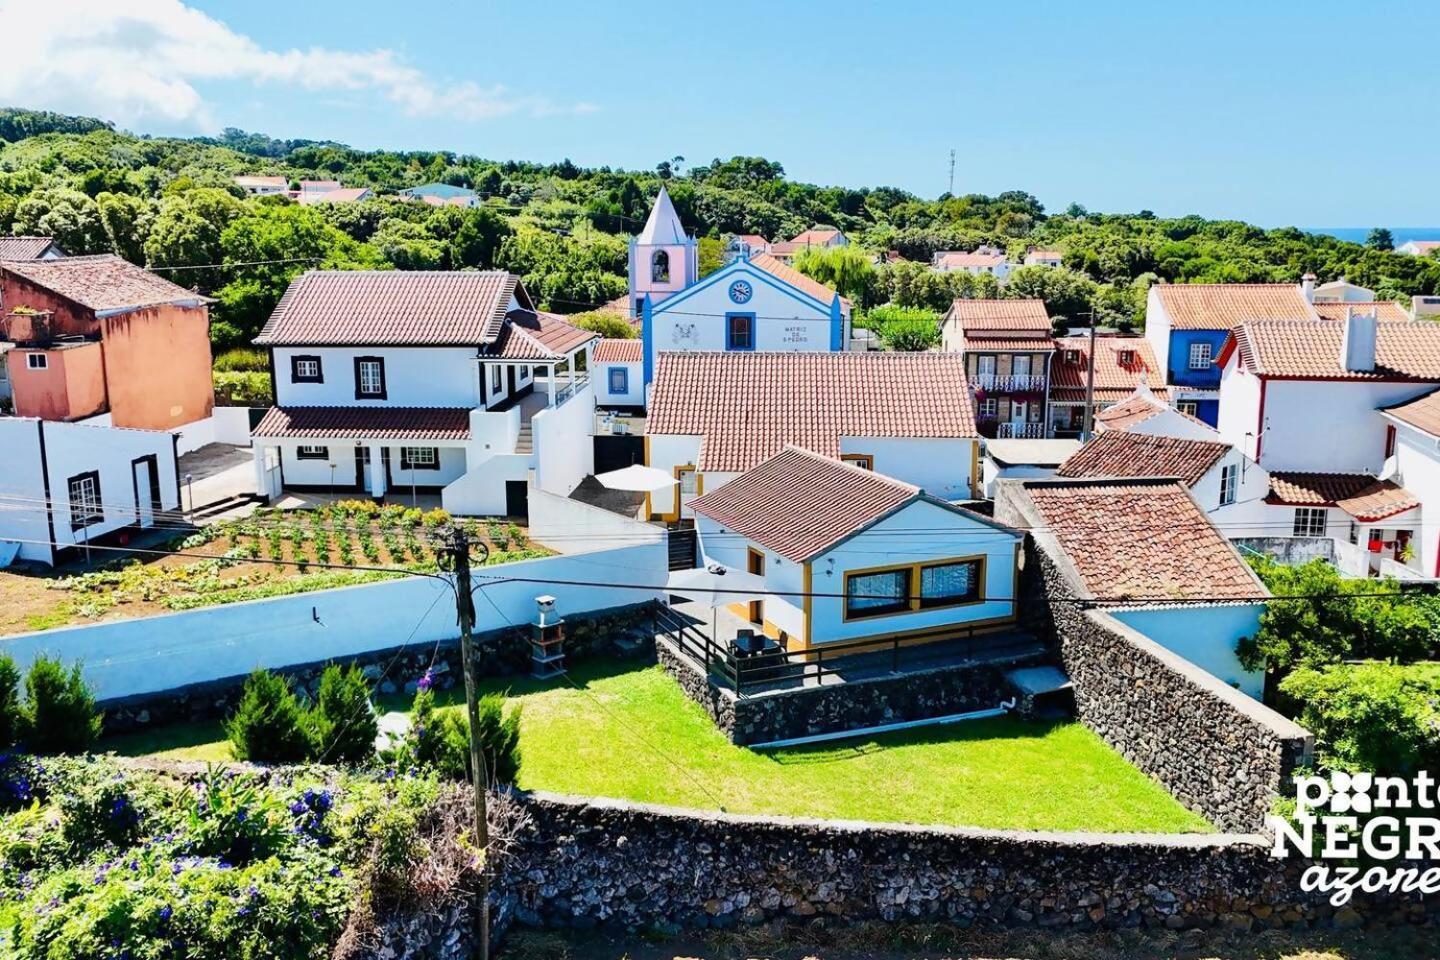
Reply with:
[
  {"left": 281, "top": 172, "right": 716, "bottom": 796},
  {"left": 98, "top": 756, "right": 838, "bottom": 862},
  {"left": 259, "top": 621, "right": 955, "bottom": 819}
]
[{"left": 1303, "top": 227, "right": 1440, "bottom": 246}]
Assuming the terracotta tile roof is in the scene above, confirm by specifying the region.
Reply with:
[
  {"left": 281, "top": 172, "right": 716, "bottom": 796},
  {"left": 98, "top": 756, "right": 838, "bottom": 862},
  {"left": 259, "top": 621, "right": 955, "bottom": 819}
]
[
  {"left": 252, "top": 406, "right": 472, "bottom": 441},
  {"left": 1093, "top": 392, "right": 1167, "bottom": 430},
  {"left": 747, "top": 253, "right": 848, "bottom": 308},
  {"left": 1313, "top": 301, "right": 1412, "bottom": 324},
  {"left": 297, "top": 187, "right": 371, "bottom": 205},
  {"left": 946, "top": 298, "right": 1052, "bottom": 332},
  {"left": 0, "top": 255, "right": 206, "bottom": 314},
  {"left": 936, "top": 251, "right": 1008, "bottom": 269},
  {"left": 767, "top": 241, "right": 800, "bottom": 256},
  {"left": 1057, "top": 432, "right": 1230, "bottom": 487},
  {"left": 234, "top": 175, "right": 287, "bottom": 187},
  {"left": 1050, "top": 337, "right": 1168, "bottom": 402},
  {"left": 254, "top": 270, "right": 529, "bottom": 346},
  {"left": 482, "top": 310, "right": 596, "bottom": 361},
  {"left": 299, "top": 180, "right": 342, "bottom": 190},
  {"left": 961, "top": 335, "right": 1057, "bottom": 352},
  {"left": 1153, "top": 283, "right": 1316, "bottom": 331},
  {"left": 1382, "top": 389, "right": 1440, "bottom": 437},
  {"left": 790, "top": 228, "right": 843, "bottom": 246},
  {"left": 1218, "top": 320, "right": 1440, "bottom": 381},
  {"left": 592, "top": 339, "right": 643, "bottom": 363},
  {"left": 0, "top": 237, "right": 60, "bottom": 260},
  {"left": 1267, "top": 472, "right": 1420, "bottom": 522},
  {"left": 1022, "top": 479, "right": 1263, "bottom": 602},
  {"left": 690, "top": 446, "right": 920, "bottom": 562},
  {"left": 1402, "top": 241, "right": 1440, "bottom": 254},
  {"left": 647, "top": 351, "right": 978, "bottom": 472},
  {"left": 736, "top": 234, "right": 769, "bottom": 247}
]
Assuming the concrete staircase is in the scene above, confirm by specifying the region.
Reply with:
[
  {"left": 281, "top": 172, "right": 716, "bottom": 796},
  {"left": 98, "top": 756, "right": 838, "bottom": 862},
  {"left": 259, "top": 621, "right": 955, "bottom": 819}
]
[{"left": 515, "top": 423, "right": 534, "bottom": 455}]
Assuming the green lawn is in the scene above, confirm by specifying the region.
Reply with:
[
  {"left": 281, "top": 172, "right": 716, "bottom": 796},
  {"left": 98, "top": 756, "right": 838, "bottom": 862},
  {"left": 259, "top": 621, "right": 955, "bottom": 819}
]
[{"left": 104, "top": 660, "right": 1210, "bottom": 833}]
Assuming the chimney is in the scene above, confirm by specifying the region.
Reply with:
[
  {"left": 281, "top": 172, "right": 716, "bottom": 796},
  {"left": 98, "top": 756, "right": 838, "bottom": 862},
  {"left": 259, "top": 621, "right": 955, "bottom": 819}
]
[
  {"left": 1340, "top": 307, "right": 1378, "bottom": 373},
  {"left": 1301, "top": 273, "right": 1317, "bottom": 303}
]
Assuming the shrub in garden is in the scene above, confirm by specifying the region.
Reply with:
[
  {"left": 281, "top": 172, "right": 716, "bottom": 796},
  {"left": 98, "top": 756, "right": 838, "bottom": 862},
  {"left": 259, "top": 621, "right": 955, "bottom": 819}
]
[
  {"left": 183, "top": 765, "right": 292, "bottom": 864},
  {"left": 58, "top": 768, "right": 148, "bottom": 854},
  {"left": 226, "top": 670, "right": 311, "bottom": 763},
  {"left": 0, "top": 654, "right": 24, "bottom": 750},
  {"left": 23, "top": 656, "right": 101, "bottom": 754},
  {"left": 308, "top": 664, "right": 378, "bottom": 764},
  {"left": 391, "top": 683, "right": 520, "bottom": 784}
]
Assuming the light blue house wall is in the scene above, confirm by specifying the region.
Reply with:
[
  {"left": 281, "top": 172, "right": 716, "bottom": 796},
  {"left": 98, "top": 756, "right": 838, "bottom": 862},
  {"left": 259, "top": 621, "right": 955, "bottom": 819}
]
[{"left": 1111, "top": 604, "right": 1265, "bottom": 699}]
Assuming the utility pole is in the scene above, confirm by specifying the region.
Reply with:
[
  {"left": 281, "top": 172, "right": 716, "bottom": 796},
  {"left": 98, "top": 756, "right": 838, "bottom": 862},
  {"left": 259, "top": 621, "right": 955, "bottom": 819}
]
[
  {"left": 1081, "top": 312, "right": 1098, "bottom": 441},
  {"left": 948, "top": 149, "right": 956, "bottom": 196},
  {"left": 444, "top": 525, "right": 491, "bottom": 960}
]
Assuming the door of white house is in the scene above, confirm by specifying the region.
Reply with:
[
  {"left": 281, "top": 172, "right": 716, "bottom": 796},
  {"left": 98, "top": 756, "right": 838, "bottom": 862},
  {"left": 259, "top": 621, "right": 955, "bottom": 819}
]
[
  {"left": 132, "top": 459, "right": 155, "bottom": 528},
  {"left": 1010, "top": 400, "right": 1028, "bottom": 425}
]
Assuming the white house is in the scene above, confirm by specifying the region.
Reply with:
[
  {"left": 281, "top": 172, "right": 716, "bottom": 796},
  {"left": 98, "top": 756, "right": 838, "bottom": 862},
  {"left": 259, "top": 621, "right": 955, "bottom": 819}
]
[
  {"left": 1054, "top": 430, "right": 1274, "bottom": 539},
  {"left": 233, "top": 175, "right": 288, "bottom": 196},
  {"left": 250, "top": 271, "right": 597, "bottom": 517},
  {"left": 691, "top": 446, "right": 1021, "bottom": 651},
  {"left": 996, "top": 476, "right": 1268, "bottom": 698},
  {"left": 0, "top": 417, "right": 180, "bottom": 566},
  {"left": 1093, "top": 382, "right": 1218, "bottom": 441},
  {"left": 1311, "top": 278, "right": 1376, "bottom": 303},
  {"left": 933, "top": 249, "right": 1014, "bottom": 281},
  {"left": 1261, "top": 471, "right": 1420, "bottom": 576},
  {"left": 768, "top": 227, "right": 848, "bottom": 260},
  {"left": 644, "top": 351, "right": 981, "bottom": 521},
  {"left": 1047, "top": 335, "right": 1168, "bottom": 437},
  {"left": 1214, "top": 308, "right": 1440, "bottom": 474},
  {"left": 592, "top": 339, "right": 644, "bottom": 410},
  {"left": 1397, "top": 240, "right": 1440, "bottom": 257},
  {"left": 1381, "top": 389, "right": 1440, "bottom": 576},
  {"left": 1023, "top": 248, "right": 1064, "bottom": 268}
]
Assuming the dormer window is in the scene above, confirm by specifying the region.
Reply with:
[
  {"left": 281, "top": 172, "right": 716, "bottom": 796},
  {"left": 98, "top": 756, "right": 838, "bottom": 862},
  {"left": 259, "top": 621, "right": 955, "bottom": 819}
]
[
  {"left": 1119, "top": 349, "right": 1136, "bottom": 366},
  {"left": 1064, "top": 349, "right": 1081, "bottom": 364},
  {"left": 652, "top": 249, "right": 670, "bottom": 283}
]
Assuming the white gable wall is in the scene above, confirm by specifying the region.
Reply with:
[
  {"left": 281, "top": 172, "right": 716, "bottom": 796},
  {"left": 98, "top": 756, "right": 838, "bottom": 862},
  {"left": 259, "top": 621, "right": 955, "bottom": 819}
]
[
  {"left": 1389, "top": 422, "right": 1440, "bottom": 576},
  {"left": 1256, "top": 379, "right": 1432, "bottom": 473},
  {"left": 1144, "top": 287, "right": 1173, "bottom": 376},
  {"left": 272, "top": 346, "right": 482, "bottom": 408},
  {"left": 839, "top": 436, "right": 977, "bottom": 500}
]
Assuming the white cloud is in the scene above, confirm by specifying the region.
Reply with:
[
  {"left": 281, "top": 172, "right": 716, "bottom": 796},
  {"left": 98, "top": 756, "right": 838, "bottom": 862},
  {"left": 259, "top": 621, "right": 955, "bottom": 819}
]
[{"left": 0, "top": 0, "right": 595, "bottom": 129}]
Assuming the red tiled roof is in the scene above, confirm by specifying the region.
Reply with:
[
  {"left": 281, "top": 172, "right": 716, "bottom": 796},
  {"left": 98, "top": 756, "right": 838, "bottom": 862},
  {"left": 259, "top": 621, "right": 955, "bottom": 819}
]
[
  {"left": 936, "top": 251, "right": 1007, "bottom": 269},
  {"left": 234, "top": 175, "right": 287, "bottom": 187},
  {"left": 1267, "top": 472, "right": 1420, "bottom": 522},
  {"left": 1022, "top": 479, "right": 1263, "bottom": 602},
  {"left": 297, "top": 187, "right": 371, "bottom": 205},
  {"left": 747, "top": 253, "right": 848, "bottom": 309},
  {"left": 1093, "top": 393, "right": 1167, "bottom": 430},
  {"left": 962, "top": 335, "right": 1057, "bottom": 352},
  {"left": 1313, "top": 301, "right": 1412, "bottom": 324},
  {"left": 1050, "top": 337, "right": 1168, "bottom": 402},
  {"left": 1382, "top": 389, "right": 1440, "bottom": 437},
  {"left": 790, "top": 228, "right": 843, "bottom": 246},
  {"left": 592, "top": 339, "right": 643, "bottom": 363},
  {"left": 252, "top": 406, "right": 472, "bottom": 441},
  {"left": 483, "top": 310, "right": 596, "bottom": 361},
  {"left": 1153, "top": 283, "right": 1316, "bottom": 331},
  {"left": 0, "top": 255, "right": 206, "bottom": 314},
  {"left": 767, "top": 241, "right": 800, "bottom": 256},
  {"left": 254, "top": 271, "right": 529, "bottom": 346},
  {"left": 1057, "top": 432, "right": 1230, "bottom": 487},
  {"left": 647, "top": 352, "right": 978, "bottom": 472},
  {"left": 946, "top": 298, "right": 1052, "bottom": 332},
  {"left": 690, "top": 446, "right": 920, "bottom": 562},
  {"left": 1219, "top": 320, "right": 1440, "bottom": 381},
  {"left": 0, "top": 237, "right": 60, "bottom": 261}
]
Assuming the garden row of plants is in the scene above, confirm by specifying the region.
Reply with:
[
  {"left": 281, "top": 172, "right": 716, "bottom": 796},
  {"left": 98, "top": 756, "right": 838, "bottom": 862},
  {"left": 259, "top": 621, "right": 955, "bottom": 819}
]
[{"left": 0, "top": 651, "right": 518, "bottom": 958}]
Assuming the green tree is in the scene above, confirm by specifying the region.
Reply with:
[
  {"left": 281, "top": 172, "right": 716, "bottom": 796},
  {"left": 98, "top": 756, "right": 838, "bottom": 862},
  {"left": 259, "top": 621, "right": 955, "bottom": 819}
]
[
  {"left": 792, "top": 245, "right": 875, "bottom": 303},
  {"left": 23, "top": 656, "right": 102, "bottom": 754},
  {"left": 569, "top": 310, "right": 637, "bottom": 338},
  {"left": 0, "top": 655, "right": 23, "bottom": 750},
  {"left": 226, "top": 670, "right": 311, "bottom": 763},
  {"left": 307, "top": 664, "right": 377, "bottom": 764},
  {"left": 12, "top": 187, "right": 105, "bottom": 254},
  {"left": 1002, "top": 265, "right": 1098, "bottom": 326},
  {"left": 144, "top": 187, "right": 244, "bottom": 289},
  {"left": 1366, "top": 227, "right": 1395, "bottom": 251},
  {"left": 1280, "top": 663, "right": 1440, "bottom": 774},
  {"left": 95, "top": 191, "right": 155, "bottom": 262}
]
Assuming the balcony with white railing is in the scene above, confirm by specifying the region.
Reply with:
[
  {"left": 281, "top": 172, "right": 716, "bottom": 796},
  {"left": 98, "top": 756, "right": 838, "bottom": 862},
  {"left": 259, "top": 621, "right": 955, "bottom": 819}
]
[
  {"left": 996, "top": 422, "right": 1047, "bottom": 439},
  {"left": 972, "top": 373, "right": 1047, "bottom": 393}
]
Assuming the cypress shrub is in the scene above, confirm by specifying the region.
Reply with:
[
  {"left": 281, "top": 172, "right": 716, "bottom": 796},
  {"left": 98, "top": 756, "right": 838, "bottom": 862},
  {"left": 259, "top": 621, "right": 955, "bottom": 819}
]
[
  {"left": 226, "top": 670, "right": 310, "bottom": 763},
  {"left": 0, "top": 655, "right": 24, "bottom": 750},
  {"left": 307, "top": 663, "right": 378, "bottom": 763},
  {"left": 439, "top": 693, "right": 522, "bottom": 785},
  {"left": 23, "top": 656, "right": 101, "bottom": 754}
]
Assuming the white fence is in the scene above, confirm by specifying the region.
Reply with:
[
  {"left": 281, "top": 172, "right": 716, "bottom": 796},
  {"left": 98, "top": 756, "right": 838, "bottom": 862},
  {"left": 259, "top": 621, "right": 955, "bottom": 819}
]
[{"left": 1, "top": 543, "right": 666, "bottom": 701}]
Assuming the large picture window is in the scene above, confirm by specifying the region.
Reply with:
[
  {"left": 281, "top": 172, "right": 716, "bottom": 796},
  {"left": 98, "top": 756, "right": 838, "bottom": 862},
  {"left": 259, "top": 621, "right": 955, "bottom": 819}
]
[
  {"left": 67, "top": 471, "right": 103, "bottom": 529},
  {"left": 844, "top": 556, "right": 986, "bottom": 620},
  {"left": 354, "top": 356, "right": 386, "bottom": 399}
]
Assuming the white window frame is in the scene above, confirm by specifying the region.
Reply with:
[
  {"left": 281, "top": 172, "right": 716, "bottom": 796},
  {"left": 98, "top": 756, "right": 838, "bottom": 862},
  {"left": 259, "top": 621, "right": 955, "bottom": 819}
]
[
  {"left": 490, "top": 364, "right": 503, "bottom": 394},
  {"left": 1219, "top": 463, "right": 1238, "bottom": 507},
  {"left": 26, "top": 353, "right": 47, "bottom": 370},
  {"left": 67, "top": 472, "right": 102, "bottom": 529},
  {"left": 976, "top": 355, "right": 997, "bottom": 376},
  {"left": 1188, "top": 341, "right": 1213, "bottom": 370},
  {"left": 356, "top": 358, "right": 384, "bottom": 397},
  {"left": 979, "top": 398, "right": 998, "bottom": 418},
  {"left": 401, "top": 446, "right": 440, "bottom": 470},
  {"left": 1177, "top": 400, "right": 1199, "bottom": 417},
  {"left": 1293, "top": 507, "right": 1328, "bottom": 538},
  {"left": 293, "top": 357, "right": 321, "bottom": 381},
  {"left": 296, "top": 445, "right": 329, "bottom": 460}
]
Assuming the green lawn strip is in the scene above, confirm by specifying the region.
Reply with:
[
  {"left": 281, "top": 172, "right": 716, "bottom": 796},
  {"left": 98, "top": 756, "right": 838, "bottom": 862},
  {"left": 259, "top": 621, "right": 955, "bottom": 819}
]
[{"left": 103, "top": 659, "right": 1210, "bottom": 833}]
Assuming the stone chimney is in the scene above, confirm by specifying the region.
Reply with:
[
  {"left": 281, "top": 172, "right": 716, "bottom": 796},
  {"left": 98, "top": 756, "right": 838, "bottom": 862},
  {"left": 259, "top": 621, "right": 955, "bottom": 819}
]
[
  {"left": 1301, "top": 273, "right": 1317, "bottom": 303},
  {"left": 1340, "top": 306, "right": 1378, "bottom": 373}
]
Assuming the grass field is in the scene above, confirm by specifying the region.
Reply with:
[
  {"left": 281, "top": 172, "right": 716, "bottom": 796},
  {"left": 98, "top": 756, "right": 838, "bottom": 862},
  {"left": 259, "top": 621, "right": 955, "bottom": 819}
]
[{"left": 104, "top": 659, "right": 1209, "bottom": 833}]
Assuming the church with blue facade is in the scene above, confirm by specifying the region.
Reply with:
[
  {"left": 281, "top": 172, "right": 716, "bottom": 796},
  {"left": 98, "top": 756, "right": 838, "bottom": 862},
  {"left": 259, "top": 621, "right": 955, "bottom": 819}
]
[{"left": 629, "top": 187, "right": 852, "bottom": 392}]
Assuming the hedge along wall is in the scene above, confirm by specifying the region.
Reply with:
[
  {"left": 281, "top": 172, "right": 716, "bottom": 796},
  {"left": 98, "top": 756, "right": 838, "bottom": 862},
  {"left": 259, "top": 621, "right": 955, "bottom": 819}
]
[
  {"left": 494, "top": 792, "right": 1435, "bottom": 935},
  {"left": 1016, "top": 540, "right": 1312, "bottom": 833},
  {"left": 0, "top": 542, "right": 667, "bottom": 703}
]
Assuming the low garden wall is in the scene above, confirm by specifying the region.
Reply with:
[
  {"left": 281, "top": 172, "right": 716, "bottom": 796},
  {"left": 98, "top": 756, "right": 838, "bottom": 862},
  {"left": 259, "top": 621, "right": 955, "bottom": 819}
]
[
  {"left": 102, "top": 602, "right": 658, "bottom": 734},
  {"left": 1018, "top": 542, "right": 1312, "bottom": 834},
  {"left": 655, "top": 636, "right": 1041, "bottom": 746},
  {"left": 496, "top": 791, "right": 1436, "bottom": 934}
]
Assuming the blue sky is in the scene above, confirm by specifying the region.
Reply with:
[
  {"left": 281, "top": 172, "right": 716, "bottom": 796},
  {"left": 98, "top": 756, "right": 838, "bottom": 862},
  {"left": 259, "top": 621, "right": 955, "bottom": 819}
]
[{"left": 5, "top": 0, "right": 1438, "bottom": 226}]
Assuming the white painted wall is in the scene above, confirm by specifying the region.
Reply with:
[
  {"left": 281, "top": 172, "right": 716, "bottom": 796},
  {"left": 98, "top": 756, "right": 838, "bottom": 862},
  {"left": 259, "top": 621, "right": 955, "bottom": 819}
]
[
  {"left": 1111, "top": 604, "right": 1265, "bottom": 699},
  {"left": 1, "top": 544, "right": 666, "bottom": 700},
  {"left": 0, "top": 419, "right": 179, "bottom": 564},
  {"left": 839, "top": 436, "right": 977, "bottom": 500},
  {"left": 532, "top": 386, "right": 594, "bottom": 497},
  {"left": 1144, "top": 287, "right": 1173, "bottom": 377},
  {"left": 982, "top": 459, "right": 1059, "bottom": 498},
  {"left": 1215, "top": 359, "right": 1264, "bottom": 462},
  {"left": 440, "top": 453, "right": 531, "bottom": 516},
  {"left": 528, "top": 487, "right": 662, "bottom": 554},
  {"left": 1117, "top": 407, "right": 1218, "bottom": 442},
  {"left": 809, "top": 499, "right": 1019, "bottom": 645},
  {"left": 1388, "top": 422, "right": 1440, "bottom": 576},
  {"left": 693, "top": 515, "right": 806, "bottom": 641},
  {"left": 1255, "top": 379, "right": 1433, "bottom": 473},
  {"left": 595, "top": 361, "right": 644, "bottom": 406},
  {"left": 1192, "top": 450, "right": 1272, "bottom": 537},
  {"left": 272, "top": 346, "right": 481, "bottom": 408},
  {"left": 645, "top": 434, "right": 702, "bottom": 518}
]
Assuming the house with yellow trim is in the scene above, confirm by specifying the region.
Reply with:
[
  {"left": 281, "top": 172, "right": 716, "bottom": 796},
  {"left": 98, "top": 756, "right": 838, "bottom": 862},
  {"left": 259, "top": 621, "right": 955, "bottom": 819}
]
[
  {"left": 644, "top": 351, "right": 982, "bottom": 521},
  {"left": 689, "top": 446, "right": 1021, "bottom": 652}
]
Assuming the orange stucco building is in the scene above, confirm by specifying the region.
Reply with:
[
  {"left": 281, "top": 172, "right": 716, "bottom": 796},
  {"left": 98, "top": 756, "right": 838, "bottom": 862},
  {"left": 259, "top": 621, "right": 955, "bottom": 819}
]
[{"left": 0, "top": 255, "right": 213, "bottom": 430}]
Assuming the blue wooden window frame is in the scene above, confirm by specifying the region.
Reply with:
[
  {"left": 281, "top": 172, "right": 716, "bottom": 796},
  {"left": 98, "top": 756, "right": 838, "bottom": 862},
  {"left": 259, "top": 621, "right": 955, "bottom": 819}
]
[
  {"left": 726, "top": 312, "right": 756, "bottom": 351},
  {"left": 608, "top": 366, "right": 629, "bottom": 394}
]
